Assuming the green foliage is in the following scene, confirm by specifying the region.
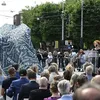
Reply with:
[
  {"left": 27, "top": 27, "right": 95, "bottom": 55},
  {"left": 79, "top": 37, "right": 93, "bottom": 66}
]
[
  {"left": 21, "top": 0, "right": 100, "bottom": 49},
  {"left": 65, "top": 0, "right": 100, "bottom": 48}
]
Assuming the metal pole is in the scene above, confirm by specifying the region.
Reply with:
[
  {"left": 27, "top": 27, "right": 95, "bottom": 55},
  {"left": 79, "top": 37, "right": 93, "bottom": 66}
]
[
  {"left": 62, "top": 0, "right": 64, "bottom": 41},
  {"left": 80, "top": 0, "right": 83, "bottom": 49}
]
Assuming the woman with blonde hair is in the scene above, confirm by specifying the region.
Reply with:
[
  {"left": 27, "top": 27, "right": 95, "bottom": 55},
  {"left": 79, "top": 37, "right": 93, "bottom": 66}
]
[
  {"left": 65, "top": 63, "right": 74, "bottom": 75},
  {"left": 93, "top": 40, "right": 100, "bottom": 68}
]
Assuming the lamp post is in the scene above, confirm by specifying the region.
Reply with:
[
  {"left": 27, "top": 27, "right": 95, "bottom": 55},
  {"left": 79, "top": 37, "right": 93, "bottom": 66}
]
[
  {"left": 62, "top": 0, "right": 64, "bottom": 41},
  {"left": 1, "top": 1, "right": 6, "bottom": 6},
  {"left": 80, "top": 0, "right": 84, "bottom": 49},
  {"left": 61, "top": 0, "right": 65, "bottom": 51}
]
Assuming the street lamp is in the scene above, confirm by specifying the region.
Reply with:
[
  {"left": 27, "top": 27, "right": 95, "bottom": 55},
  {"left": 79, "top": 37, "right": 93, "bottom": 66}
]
[
  {"left": 62, "top": 0, "right": 64, "bottom": 41},
  {"left": 1, "top": 1, "right": 6, "bottom": 6},
  {"left": 80, "top": 0, "right": 84, "bottom": 49},
  {"left": 61, "top": 0, "right": 65, "bottom": 51}
]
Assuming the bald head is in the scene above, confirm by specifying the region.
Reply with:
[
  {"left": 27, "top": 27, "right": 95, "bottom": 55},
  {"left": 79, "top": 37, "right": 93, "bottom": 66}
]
[
  {"left": 73, "top": 83, "right": 100, "bottom": 100},
  {"left": 81, "top": 88, "right": 100, "bottom": 100},
  {"left": 91, "top": 75, "right": 100, "bottom": 85}
]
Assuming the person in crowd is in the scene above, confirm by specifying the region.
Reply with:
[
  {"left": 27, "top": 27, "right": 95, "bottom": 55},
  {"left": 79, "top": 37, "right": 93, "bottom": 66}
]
[
  {"left": 1, "top": 67, "right": 17, "bottom": 100},
  {"left": 18, "top": 70, "right": 39, "bottom": 100},
  {"left": 48, "top": 65, "right": 58, "bottom": 84},
  {"left": 91, "top": 75, "right": 100, "bottom": 85},
  {"left": 73, "top": 82, "right": 100, "bottom": 100},
  {"left": 63, "top": 52, "right": 70, "bottom": 67},
  {"left": 37, "top": 51, "right": 43, "bottom": 65},
  {"left": 6, "top": 69, "right": 29, "bottom": 100},
  {"left": 83, "top": 62, "right": 96, "bottom": 77},
  {"left": 70, "top": 73, "right": 79, "bottom": 92},
  {"left": 57, "top": 80, "right": 73, "bottom": 100},
  {"left": 77, "top": 49, "right": 86, "bottom": 71},
  {"left": 29, "top": 77, "right": 51, "bottom": 100},
  {"left": 50, "top": 63, "right": 59, "bottom": 75},
  {"left": 83, "top": 62, "right": 94, "bottom": 72},
  {"left": 63, "top": 70, "right": 72, "bottom": 81},
  {"left": 40, "top": 71, "right": 50, "bottom": 89},
  {"left": 58, "top": 52, "right": 64, "bottom": 70},
  {"left": 53, "top": 75, "right": 63, "bottom": 82},
  {"left": 65, "top": 63, "right": 74, "bottom": 75},
  {"left": 42, "top": 51, "right": 48, "bottom": 68},
  {"left": 47, "top": 52, "right": 53, "bottom": 66},
  {"left": 52, "top": 50, "right": 58, "bottom": 64},
  {"left": 67, "top": 42, "right": 72, "bottom": 52},
  {"left": 93, "top": 40, "right": 100, "bottom": 68},
  {"left": 85, "top": 65, "right": 93, "bottom": 81},
  {"left": 76, "top": 74, "right": 88, "bottom": 88},
  {"left": 44, "top": 81, "right": 60, "bottom": 100},
  {"left": 12, "top": 64, "right": 20, "bottom": 79},
  {"left": 41, "top": 71, "right": 49, "bottom": 81},
  {"left": 30, "top": 64, "right": 40, "bottom": 78}
]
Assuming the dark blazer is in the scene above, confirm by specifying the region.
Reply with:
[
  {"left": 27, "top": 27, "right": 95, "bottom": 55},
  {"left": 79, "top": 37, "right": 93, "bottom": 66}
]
[
  {"left": 6, "top": 78, "right": 29, "bottom": 100},
  {"left": 18, "top": 81, "right": 39, "bottom": 100},
  {"left": 29, "top": 89, "right": 51, "bottom": 100}
]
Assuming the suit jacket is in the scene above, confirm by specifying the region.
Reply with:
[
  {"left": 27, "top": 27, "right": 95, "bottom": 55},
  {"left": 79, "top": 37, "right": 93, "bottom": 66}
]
[
  {"left": 18, "top": 81, "right": 39, "bottom": 100},
  {"left": 6, "top": 77, "right": 29, "bottom": 100},
  {"left": 29, "top": 89, "right": 51, "bottom": 100}
]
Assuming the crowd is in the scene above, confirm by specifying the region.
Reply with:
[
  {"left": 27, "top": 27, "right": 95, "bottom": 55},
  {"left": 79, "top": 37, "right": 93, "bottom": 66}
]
[
  {"left": 37, "top": 40, "right": 100, "bottom": 71},
  {"left": 0, "top": 40, "right": 99, "bottom": 100}
]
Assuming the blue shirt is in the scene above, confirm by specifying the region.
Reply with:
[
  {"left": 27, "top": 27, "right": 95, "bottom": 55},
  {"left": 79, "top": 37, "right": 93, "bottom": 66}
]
[{"left": 58, "top": 94, "right": 73, "bottom": 100}]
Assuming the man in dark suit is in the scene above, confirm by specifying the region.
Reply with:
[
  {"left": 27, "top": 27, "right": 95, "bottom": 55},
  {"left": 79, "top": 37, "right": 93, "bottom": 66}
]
[
  {"left": 29, "top": 77, "right": 51, "bottom": 100},
  {"left": 6, "top": 69, "right": 29, "bottom": 100},
  {"left": 1, "top": 67, "right": 17, "bottom": 100},
  {"left": 18, "top": 70, "right": 39, "bottom": 100}
]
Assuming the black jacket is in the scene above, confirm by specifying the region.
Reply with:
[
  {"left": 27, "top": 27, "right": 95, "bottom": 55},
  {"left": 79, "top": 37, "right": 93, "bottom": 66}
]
[
  {"left": 29, "top": 89, "right": 51, "bottom": 100},
  {"left": 18, "top": 81, "right": 39, "bottom": 100}
]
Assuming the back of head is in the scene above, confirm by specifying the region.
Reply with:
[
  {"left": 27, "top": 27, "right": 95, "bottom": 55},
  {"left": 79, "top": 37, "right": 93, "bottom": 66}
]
[
  {"left": 83, "top": 62, "right": 94, "bottom": 72},
  {"left": 70, "top": 73, "right": 79, "bottom": 85},
  {"left": 91, "top": 75, "right": 100, "bottom": 85},
  {"left": 85, "top": 65, "right": 93, "bottom": 75},
  {"left": 39, "top": 77, "right": 48, "bottom": 88},
  {"left": 63, "top": 70, "right": 72, "bottom": 80},
  {"left": 57, "top": 79, "right": 70, "bottom": 95},
  {"left": 65, "top": 63, "right": 74, "bottom": 74},
  {"left": 41, "top": 71, "right": 49, "bottom": 80},
  {"left": 77, "top": 74, "right": 88, "bottom": 87},
  {"left": 54, "top": 75, "right": 63, "bottom": 82},
  {"left": 27, "top": 71, "right": 36, "bottom": 79},
  {"left": 30, "top": 64, "right": 38, "bottom": 73},
  {"left": 8, "top": 67, "right": 16, "bottom": 76},
  {"left": 50, "top": 63, "right": 58, "bottom": 71},
  {"left": 73, "top": 82, "right": 100, "bottom": 100},
  {"left": 50, "top": 81, "right": 59, "bottom": 93},
  {"left": 48, "top": 65, "right": 57, "bottom": 73},
  {"left": 19, "top": 69, "right": 27, "bottom": 76}
]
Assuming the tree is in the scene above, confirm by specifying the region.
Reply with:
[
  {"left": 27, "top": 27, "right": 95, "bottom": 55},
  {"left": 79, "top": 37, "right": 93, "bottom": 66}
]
[
  {"left": 22, "top": 3, "right": 62, "bottom": 48},
  {"left": 65, "top": 0, "right": 100, "bottom": 49}
]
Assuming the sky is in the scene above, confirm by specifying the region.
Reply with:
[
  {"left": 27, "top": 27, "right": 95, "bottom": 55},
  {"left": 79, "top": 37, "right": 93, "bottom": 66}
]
[{"left": 0, "top": 0, "right": 63, "bottom": 27}]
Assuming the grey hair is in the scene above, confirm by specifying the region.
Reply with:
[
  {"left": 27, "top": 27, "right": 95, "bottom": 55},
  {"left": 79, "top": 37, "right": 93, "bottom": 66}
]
[
  {"left": 39, "top": 77, "right": 48, "bottom": 88},
  {"left": 86, "top": 65, "right": 93, "bottom": 75},
  {"left": 83, "top": 62, "right": 94, "bottom": 71},
  {"left": 57, "top": 79, "right": 70, "bottom": 95}
]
